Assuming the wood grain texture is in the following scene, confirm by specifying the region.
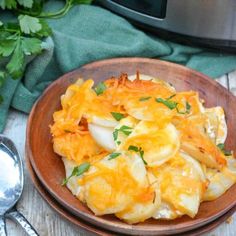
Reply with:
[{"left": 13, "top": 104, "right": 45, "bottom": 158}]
[
  {"left": 25, "top": 58, "right": 236, "bottom": 235},
  {"left": 3, "top": 67, "right": 236, "bottom": 236}
]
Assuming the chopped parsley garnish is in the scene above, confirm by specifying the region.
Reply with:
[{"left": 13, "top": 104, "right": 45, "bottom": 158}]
[
  {"left": 186, "top": 101, "right": 191, "bottom": 111},
  {"left": 176, "top": 102, "right": 192, "bottom": 114},
  {"left": 217, "top": 143, "right": 232, "bottom": 156},
  {"left": 108, "top": 152, "right": 121, "bottom": 160},
  {"left": 64, "top": 129, "right": 71, "bottom": 133},
  {"left": 223, "top": 150, "right": 232, "bottom": 156},
  {"left": 167, "top": 94, "right": 176, "bottom": 100},
  {"left": 113, "top": 125, "right": 133, "bottom": 142},
  {"left": 217, "top": 143, "right": 225, "bottom": 150},
  {"left": 153, "top": 191, "right": 156, "bottom": 204},
  {"left": 156, "top": 95, "right": 191, "bottom": 115},
  {"left": 139, "top": 96, "right": 151, "bottom": 102},
  {"left": 128, "top": 145, "right": 139, "bottom": 152},
  {"left": 62, "top": 162, "right": 90, "bottom": 186},
  {"left": 113, "top": 130, "right": 119, "bottom": 141},
  {"left": 111, "top": 112, "right": 125, "bottom": 121},
  {"left": 94, "top": 82, "right": 106, "bottom": 95},
  {"left": 128, "top": 145, "right": 147, "bottom": 165},
  {"left": 155, "top": 97, "right": 177, "bottom": 110}
]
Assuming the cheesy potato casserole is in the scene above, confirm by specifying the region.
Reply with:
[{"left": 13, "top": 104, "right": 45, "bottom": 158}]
[{"left": 50, "top": 73, "right": 236, "bottom": 224}]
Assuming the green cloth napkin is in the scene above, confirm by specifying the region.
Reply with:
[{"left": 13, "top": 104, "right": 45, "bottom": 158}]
[{"left": 1, "top": 4, "right": 236, "bottom": 132}]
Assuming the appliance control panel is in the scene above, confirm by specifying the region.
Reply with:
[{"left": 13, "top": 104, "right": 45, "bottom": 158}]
[{"left": 112, "top": 0, "right": 167, "bottom": 18}]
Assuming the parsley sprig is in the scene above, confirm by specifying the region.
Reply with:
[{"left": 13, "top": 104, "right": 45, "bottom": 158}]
[
  {"left": 156, "top": 94, "right": 191, "bottom": 114},
  {"left": 139, "top": 96, "right": 151, "bottom": 102},
  {"left": 94, "top": 82, "right": 106, "bottom": 95},
  {"left": 156, "top": 97, "right": 177, "bottom": 110},
  {"left": 108, "top": 152, "right": 121, "bottom": 160},
  {"left": 176, "top": 101, "right": 191, "bottom": 114},
  {"left": 128, "top": 145, "right": 147, "bottom": 165},
  {"left": 62, "top": 162, "right": 90, "bottom": 186},
  {"left": 113, "top": 125, "right": 133, "bottom": 142},
  {"left": 111, "top": 112, "right": 125, "bottom": 121},
  {"left": 217, "top": 143, "right": 232, "bottom": 156},
  {"left": 0, "top": 0, "right": 93, "bottom": 104}
]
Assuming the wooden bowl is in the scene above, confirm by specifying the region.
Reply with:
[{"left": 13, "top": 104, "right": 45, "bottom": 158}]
[
  {"left": 25, "top": 155, "right": 236, "bottom": 236},
  {"left": 26, "top": 58, "right": 236, "bottom": 235}
]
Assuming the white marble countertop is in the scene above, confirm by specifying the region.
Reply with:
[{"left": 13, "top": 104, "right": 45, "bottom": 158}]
[{"left": 2, "top": 70, "right": 236, "bottom": 236}]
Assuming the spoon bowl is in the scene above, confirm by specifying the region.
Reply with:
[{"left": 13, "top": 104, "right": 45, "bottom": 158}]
[
  {"left": 0, "top": 135, "right": 38, "bottom": 236},
  {"left": 0, "top": 136, "right": 23, "bottom": 216}
]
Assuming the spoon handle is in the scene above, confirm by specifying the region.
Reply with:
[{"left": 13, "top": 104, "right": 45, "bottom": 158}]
[
  {"left": 0, "top": 215, "right": 7, "bottom": 236},
  {"left": 7, "top": 210, "right": 39, "bottom": 236}
]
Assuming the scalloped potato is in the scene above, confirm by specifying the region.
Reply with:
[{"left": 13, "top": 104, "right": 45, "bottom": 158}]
[{"left": 51, "top": 73, "right": 236, "bottom": 224}]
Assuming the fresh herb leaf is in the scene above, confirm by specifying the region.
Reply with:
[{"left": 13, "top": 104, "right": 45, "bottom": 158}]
[
  {"left": 139, "top": 149, "right": 147, "bottom": 165},
  {"left": 217, "top": 143, "right": 232, "bottom": 156},
  {"left": 156, "top": 97, "right": 177, "bottom": 110},
  {"left": 217, "top": 143, "right": 225, "bottom": 150},
  {"left": 21, "top": 37, "right": 42, "bottom": 55},
  {"left": 111, "top": 112, "right": 124, "bottom": 121},
  {"left": 62, "top": 162, "right": 90, "bottom": 186},
  {"left": 6, "top": 38, "right": 24, "bottom": 79},
  {"left": 152, "top": 191, "right": 156, "bottom": 204},
  {"left": 0, "top": 40, "right": 16, "bottom": 57},
  {"left": 128, "top": 145, "right": 139, "bottom": 152},
  {"left": 176, "top": 102, "right": 191, "bottom": 114},
  {"left": 224, "top": 150, "right": 232, "bottom": 156},
  {"left": 108, "top": 152, "right": 121, "bottom": 160},
  {"left": 117, "top": 141, "right": 121, "bottom": 145},
  {"left": 156, "top": 95, "right": 191, "bottom": 115},
  {"left": 18, "top": 15, "right": 42, "bottom": 34},
  {"left": 113, "top": 129, "right": 118, "bottom": 141},
  {"left": 128, "top": 145, "right": 147, "bottom": 165},
  {"left": 94, "top": 82, "right": 106, "bottom": 95},
  {"left": 0, "top": 0, "right": 92, "bottom": 102},
  {"left": 0, "top": 71, "right": 6, "bottom": 87},
  {"left": 139, "top": 96, "right": 151, "bottom": 101},
  {"left": 64, "top": 129, "right": 72, "bottom": 133},
  {"left": 113, "top": 125, "right": 133, "bottom": 142},
  {"left": 17, "top": 0, "right": 33, "bottom": 8},
  {"left": 0, "top": 0, "right": 17, "bottom": 10},
  {"left": 167, "top": 94, "right": 176, "bottom": 100},
  {"left": 5, "top": 22, "right": 21, "bottom": 33},
  {"left": 119, "top": 125, "right": 133, "bottom": 136},
  {"left": 33, "top": 19, "right": 52, "bottom": 37},
  {"left": 186, "top": 101, "right": 191, "bottom": 112}
]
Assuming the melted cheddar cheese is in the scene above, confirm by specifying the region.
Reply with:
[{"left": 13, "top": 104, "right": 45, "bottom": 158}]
[{"left": 51, "top": 73, "right": 235, "bottom": 224}]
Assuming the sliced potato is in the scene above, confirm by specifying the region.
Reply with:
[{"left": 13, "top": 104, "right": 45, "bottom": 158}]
[
  {"left": 121, "top": 121, "right": 180, "bottom": 167},
  {"left": 88, "top": 124, "right": 116, "bottom": 152},
  {"left": 204, "top": 107, "right": 227, "bottom": 145},
  {"left": 153, "top": 201, "right": 183, "bottom": 220},
  {"left": 62, "top": 158, "right": 85, "bottom": 202},
  {"left": 203, "top": 155, "right": 236, "bottom": 201},
  {"left": 177, "top": 119, "right": 226, "bottom": 169},
  {"left": 151, "top": 152, "right": 206, "bottom": 218},
  {"left": 116, "top": 180, "right": 160, "bottom": 224},
  {"left": 82, "top": 153, "right": 149, "bottom": 215}
]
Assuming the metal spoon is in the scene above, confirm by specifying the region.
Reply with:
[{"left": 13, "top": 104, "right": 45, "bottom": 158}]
[{"left": 0, "top": 135, "right": 39, "bottom": 235}]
